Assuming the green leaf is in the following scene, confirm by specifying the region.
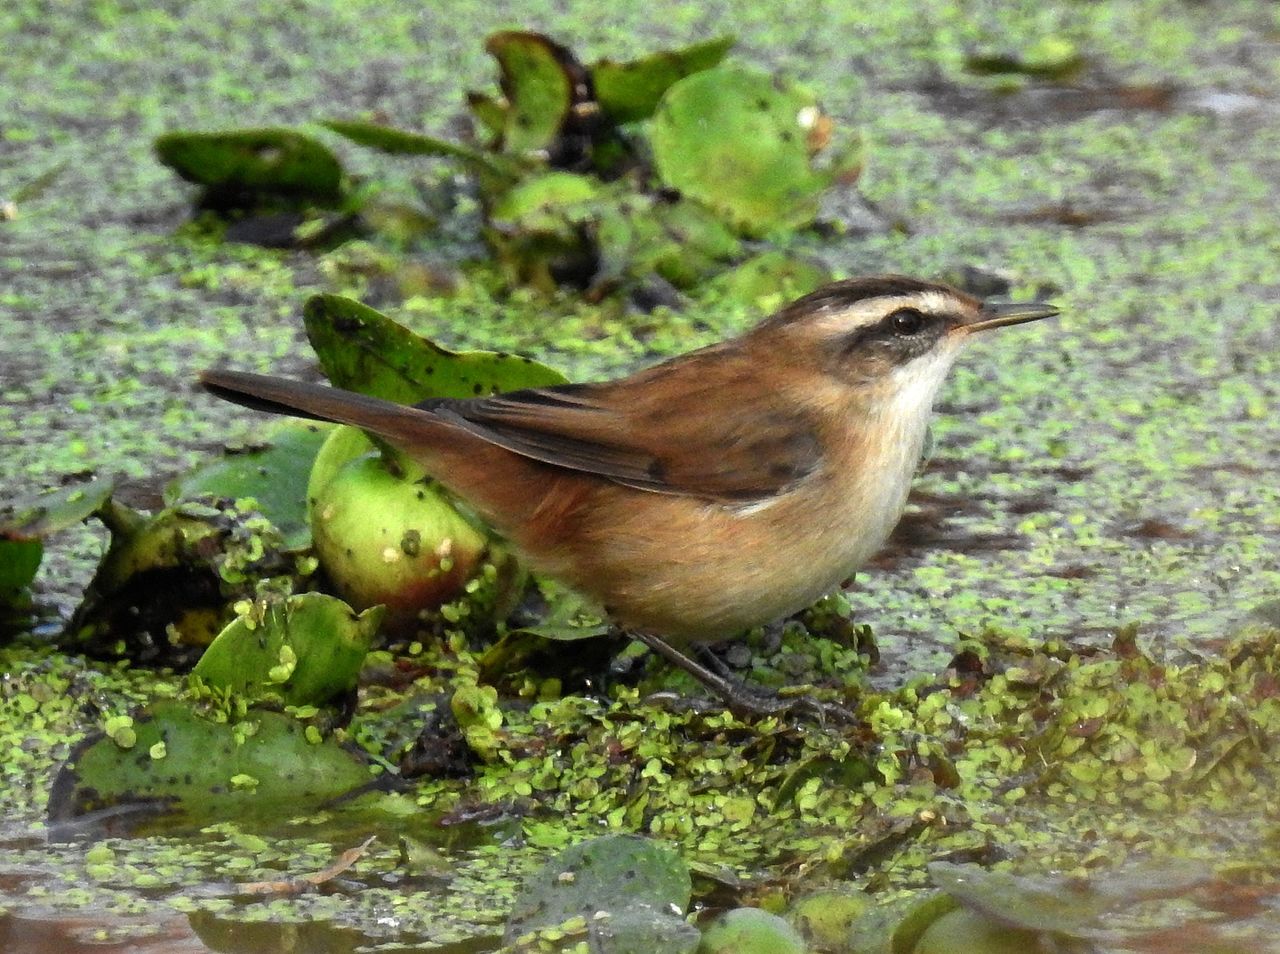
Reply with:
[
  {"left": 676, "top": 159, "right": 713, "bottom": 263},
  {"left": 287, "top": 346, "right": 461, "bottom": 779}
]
[
  {"left": 504, "top": 580, "right": 609, "bottom": 642},
  {"left": 466, "top": 91, "right": 508, "bottom": 137},
  {"left": 154, "top": 128, "right": 343, "bottom": 202},
  {"left": 505, "top": 834, "right": 697, "bottom": 952},
  {"left": 698, "top": 908, "right": 807, "bottom": 954},
  {"left": 706, "top": 250, "right": 832, "bottom": 312},
  {"left": 652, "top": 66, "right": 828, "bottom": 238},
  {"left": 0, "top": 477, "right": 115, "bottom": 540},
  {"left": 593, "top": 36, "right": 735, "bottom": 125},
  {"left": 166, "top": 421, "right": 333, "bottom": 550},
  {"left": 0, "top": 539, "right": 43, "bottom": 602},
  {"left": 302, "top": 293, "right": 568, "bottom": 403},
  {"left": 321, "top": 119, "right": 518, "bottom": 180},
  {"left": 966, "top": 36, "right": 1084, "bottom": 80},
  {"left": 66, "top": 499, "right": 299, "bottom": 666},
  {"left": 48, "top": 700, "right": 375, "bottom": 832},
  {"left": 192, "top": 593, "right": 381, "bottom": 706},
  {"left": 486, "top": 31, "right": 578, "bottom": 158},
  {"left": 595, "top": 196, "right": 742, "bottom": 290}
]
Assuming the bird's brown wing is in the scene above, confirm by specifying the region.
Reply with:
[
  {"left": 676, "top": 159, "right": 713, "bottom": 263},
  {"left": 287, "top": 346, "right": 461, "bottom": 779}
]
[{"left": 421, "top": 354, "right": 822, "bottom": 502}]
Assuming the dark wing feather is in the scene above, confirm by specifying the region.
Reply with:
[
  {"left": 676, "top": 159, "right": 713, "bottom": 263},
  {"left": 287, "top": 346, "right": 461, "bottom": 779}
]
[{"left": 419, "top": 354, "right": 823, "bottom": 501}]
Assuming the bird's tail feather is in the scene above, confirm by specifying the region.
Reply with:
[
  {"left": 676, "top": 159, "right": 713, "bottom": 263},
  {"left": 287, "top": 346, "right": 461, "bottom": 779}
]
[{"left": 199, "top": 369, "right": 439, "bottom": 444}]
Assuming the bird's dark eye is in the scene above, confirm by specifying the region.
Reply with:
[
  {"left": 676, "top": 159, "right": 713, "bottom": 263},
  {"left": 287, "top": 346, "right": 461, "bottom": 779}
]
[{"left": 890, "top": 308, "right": 926, "bottom": 336}]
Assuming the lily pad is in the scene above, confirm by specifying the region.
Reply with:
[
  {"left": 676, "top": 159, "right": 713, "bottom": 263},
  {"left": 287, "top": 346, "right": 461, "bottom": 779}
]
[
  {"left": 191, "top": 593, "right": 381, "bottom": 706},
  {"left": 153, "top": 128, "right": 343, "bottom": 204},
  {"left": 593, "top": 36, "right": 735, "bottom": 125},
  {"left": 505, "top": 834, "right": 697, "bottom": 952},
  {"left": 651, "top": 66, "right": 831, "bottom": 237},
  {"left": 48, "top": 699, "right": 376, "bottom": 832},
  {"left": 166, "top": 421, "right": 333, "bottom": 550},
  {"left": 302, "top": 293, "right": 568, "bottom": 404}
]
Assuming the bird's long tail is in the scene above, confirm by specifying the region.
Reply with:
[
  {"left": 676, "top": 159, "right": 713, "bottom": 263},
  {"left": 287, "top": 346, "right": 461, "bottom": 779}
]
[{"left": 199, "top": 369, "right": 440, "bottom": 445}]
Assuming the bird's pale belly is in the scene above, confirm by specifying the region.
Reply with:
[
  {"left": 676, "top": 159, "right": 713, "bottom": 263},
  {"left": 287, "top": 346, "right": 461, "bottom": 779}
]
[{"left": 541, "top": 467, "right": 914, "bottom": 641}]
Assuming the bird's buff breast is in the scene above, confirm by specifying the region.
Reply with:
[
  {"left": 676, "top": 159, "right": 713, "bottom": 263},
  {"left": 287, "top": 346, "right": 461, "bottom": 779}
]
[{"left": 552, "top": 437, "right": 922, "bottom": 641}]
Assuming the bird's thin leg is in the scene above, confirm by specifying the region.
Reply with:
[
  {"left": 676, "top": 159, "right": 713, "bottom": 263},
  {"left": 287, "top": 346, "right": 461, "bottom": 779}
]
[
  {"left": 692, "top": 642, "right": 738, "bottom": 679},
  {"left": 629, "top": 631, "right": 856, "bottom": 725}
]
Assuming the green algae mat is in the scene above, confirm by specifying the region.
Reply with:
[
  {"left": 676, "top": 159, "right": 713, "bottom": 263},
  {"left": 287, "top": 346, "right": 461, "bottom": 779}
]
[{"left": 4, "top": 2, "right": 1280, "bottom": 951}]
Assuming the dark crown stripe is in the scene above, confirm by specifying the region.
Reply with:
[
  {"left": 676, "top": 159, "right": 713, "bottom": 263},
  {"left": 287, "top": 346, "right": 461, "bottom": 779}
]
[{"left": 760, "top": 275, "right": 960, "bottom": 329}]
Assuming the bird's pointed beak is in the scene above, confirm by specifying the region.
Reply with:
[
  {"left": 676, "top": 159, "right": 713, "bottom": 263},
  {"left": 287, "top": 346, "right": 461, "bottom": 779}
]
[{"left": 959, "top": 300, "right": 1060, "bottom": 335}]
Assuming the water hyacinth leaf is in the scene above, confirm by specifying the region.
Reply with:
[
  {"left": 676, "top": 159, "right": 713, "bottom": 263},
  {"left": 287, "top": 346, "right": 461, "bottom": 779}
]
[
  {"left": 153, "top": 128, "right": 343, "bottom": 203},
  {"left": 486, "top": 31, "right": 579, "bottom": 158},
  {"left": 698, "top": 908, "right": 807, "bottom": 954},
  {"left": 488, "top": 171, "right": 609, "bottom": 289},
  {"left": 651, "top": 66, "right": 829, "bottom": 238},
  {"left": 320, "top": 119, "right": 518, "bottom": 180},
  {"left": 489, "top": 171, "right": 606, "bottom": 235},
  {"left": 593, "top": 35, "right": 735, "bottom": 125},
  {"left": 0, "top": 477, "right": 116, "bottom": 541},
  {"left": 165, "top": 421, "right": 333, "bottom": 550},
  {"left": 0, "top": 539, "right": 43, "bottom": 601},
  {"left": 914, "top": 908, "right": 1053, "bottom": 954},
  {"left": 303, "top": 294, "right": 568, "bottom": 404},
  {"left": 505, "top": 834, "right": 695, "bottom": 950},
  {"left": 465, "top": 91, "right": 508, "bottom": 137},
  {"left": 308, "top": 454, "right": 500, "bottom": 634},
  {"left": 706, "top": 250, "right": 832, "bottom": 312},
  {"left": 966, "top": 36, "right": 1084, "bottom": 80},
  {"left": 48, "top": 700, "right": 375, "bottom": 830},
  {"left": 66, "top": 499, "right": 299, "bottom": 667},
  {"left": 191, "top": 593, "right": 381, "bottom": 706},
  {"left": 595, "top": 196, "right": 742, "bottom": 290},
  {"left": 927, "top": 862, "right": 1109, "bottom": 937}
]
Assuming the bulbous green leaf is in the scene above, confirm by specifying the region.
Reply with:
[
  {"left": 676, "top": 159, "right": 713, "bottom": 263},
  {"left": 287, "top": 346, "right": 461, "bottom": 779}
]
[
  {"left": 486, "top": 31, "right": 579, "bottom": 158},
  {"left": 192, "top": 593, "right": 380, "bottom": 706},
  {"left": 154, "top": 128, "right": 343, "bottom": 202},
  {"left": 593, "top": 35, "right": 735, "bottom": 124},
  {"left": 698, "top": 908, "right": 808, "bottom": 954},
  {"left": 303, "top": 294, "right": 568, "bottom": 404},
  {"left": 0, "top": 477, "right": 115, "bottom": 540},
  {"left": 652, "top": 66, "right": 828, "bottom": 237},
  {"left": 166, "top": 421, "right": 333, "bottom": 550}
]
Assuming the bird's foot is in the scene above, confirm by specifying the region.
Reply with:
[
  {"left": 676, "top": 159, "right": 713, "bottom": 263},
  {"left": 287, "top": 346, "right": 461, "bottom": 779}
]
[{"left": 629, "top": 630, "right": 857, "bottom": 726}]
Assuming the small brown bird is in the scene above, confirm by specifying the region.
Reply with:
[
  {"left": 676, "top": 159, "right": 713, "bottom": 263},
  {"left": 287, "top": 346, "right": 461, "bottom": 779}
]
[{"left": 202, "top": 276, "right": 1056, "bottom": 712}]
